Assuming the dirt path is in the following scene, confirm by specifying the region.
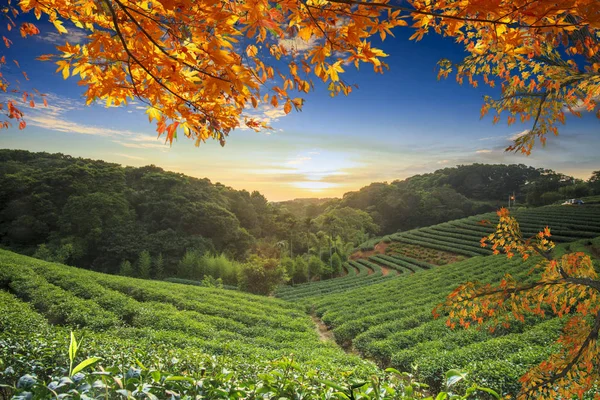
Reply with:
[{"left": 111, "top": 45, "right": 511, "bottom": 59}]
[
  {"left": 350, "top": 241, "right": 391, "bottom": 260},
  {"left": 311, "top": 315, "right": 336, "bottom": 343},
  {"left": 380, "top": 265, "right": 391, "bottom": 276}
]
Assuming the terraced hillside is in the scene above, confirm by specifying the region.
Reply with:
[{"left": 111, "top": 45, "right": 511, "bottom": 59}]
[
  {"left": 274, "top": 260, "right": 398, "bottom": 301},
  {"left": 275, "top": 205, "right": 600, "bottom": 395},
  {"left": 312, "top": 252, "right": 577, "bottom": 395},
  {"left": 390, "top": 205, "right": 600, "bottom": 257},
  {"left": 0, "top": 249, "right": 376, "bottom": 397}
]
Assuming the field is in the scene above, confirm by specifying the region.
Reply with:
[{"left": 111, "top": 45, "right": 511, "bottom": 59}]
[
  {"left": 3, "top": 205, "right": 600, "bottom": 398},
  {"left": 0, "top": 250, "right": 385, "bottom": 398},
  {"left": 389, "top": 206, "right": 600, "bottom": 258},
  {"left": 273, "top": 205, "right": 600, "bottom": 395}
]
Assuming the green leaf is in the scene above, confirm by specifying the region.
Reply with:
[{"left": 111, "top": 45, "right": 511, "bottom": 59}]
[
  {"left": 71, "top": 357, "right": 102, "bottom": 376},
  {"left": 318, "top": 379, "right": 345, "bottom": 392},
  {"left": 165, "top": 376, "right": 195, "bottom": 383},
  {"left": 435, "top": 393, "right": 448, "bottom": 400},
  {"left": 350, "top": 381, "right": 367, "bottom": 389},
  {"left": 445, "top": 369, "right": 467, "bottom": 388},
  {"left": 69, "top": 331, "right": 78, "bottom": 365},
  {"left": 475, "top": 386, "right": 501, "bottom": 399},
  {"left": 384, "top": 367, "right": 402, "bottom": 375}
]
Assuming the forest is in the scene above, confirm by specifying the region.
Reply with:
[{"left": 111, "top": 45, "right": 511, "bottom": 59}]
[{"left": 1, "top": 150, "right": 599, "bottom": 294}]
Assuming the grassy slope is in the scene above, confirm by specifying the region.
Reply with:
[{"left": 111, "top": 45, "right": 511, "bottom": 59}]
[
  {"left": 276, "top": 205, "right": 600, "bottom": 302},
  {"left": 0, "top": 249, "right": 374, "bottom": 386},
  {"left": 283, "top": 206, "right": 600, "bottom": 395}
]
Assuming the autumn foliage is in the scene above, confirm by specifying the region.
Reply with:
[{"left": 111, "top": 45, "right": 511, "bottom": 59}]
[
  {"left": 435, "top": 209, "right": 600, "bottom": 398},
  {"left": 0, "top": 0, "right": 599, "bottom": 148}
]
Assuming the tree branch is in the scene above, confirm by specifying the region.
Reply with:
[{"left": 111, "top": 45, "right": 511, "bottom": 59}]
[
  {"left": 322, "top": 0, "right": 581, "bottom": 29},
  {"left": 522, "top": 309, "right": 600, "bottom": 396}
]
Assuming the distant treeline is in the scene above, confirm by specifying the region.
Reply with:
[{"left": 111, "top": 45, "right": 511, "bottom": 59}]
[
  {"left": 282, "top": 163, "right": 599, "bottom": 235},
  {"left": 1, "top": 150, "right": 598, "bottom": 290}
]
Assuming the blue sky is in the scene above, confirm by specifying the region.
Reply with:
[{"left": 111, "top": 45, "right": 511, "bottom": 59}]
[{"left": 1, "top": 18, "right": 599, "bottom": 201}]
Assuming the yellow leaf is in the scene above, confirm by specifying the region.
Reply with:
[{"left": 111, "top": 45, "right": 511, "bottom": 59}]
[
  {"left": 146, "top": 107, "right": 162, "bottom": 123},
  {"left": 52, "top": 20, "right": 68, "bottom": 34},
  {"left": 246, "top": 45, "right": 258, "bottom": 57},
  {"left": 284, "top": 100, "right": 291, "bottom": 114}
]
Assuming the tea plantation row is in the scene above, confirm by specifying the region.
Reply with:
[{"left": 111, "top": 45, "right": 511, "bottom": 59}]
[
  {"left": 310, "top": 252, "right": 572, "bottom": 395},
  {"left": 390, "top": 205, "right": 600, "bottom": 256},
  {"left": 0, "top": 249, "right": 404, "bottom": 399}
]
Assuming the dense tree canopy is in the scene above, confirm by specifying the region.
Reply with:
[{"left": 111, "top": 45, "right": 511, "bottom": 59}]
[
  {"left": 0, "top": 150, "right": 297, "bottom": 274},
  {"left": 2, "top": 0, "right": 598, "bottom": 149}
]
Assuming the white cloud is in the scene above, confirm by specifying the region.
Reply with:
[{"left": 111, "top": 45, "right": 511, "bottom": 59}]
[
  {"left": 115, "top": 153, "right": 146, "bottom": 160},
  {"left": 239, "top": 103, "right": 288, "bottom": 131},
  {"left": 478, "top": 135, "right": 506, "bottom": 141},
  {"left": 278, "top": 36, "right": 318, "bottom": 53},
  {"left": 437, "top": 159, "right": 449, "bottom": 164},
  {"left": 287, "top": 156, "right": 312, "bottom": 165},
  {"left": 38, "top": 29, "right": 88, "bottom": 45},
  {"left": 508, "top": 129, "right": 530, "bottom": 141},
  {"left": 476, "top": 149, "right": 493, "bottom": 154},
  {"left": 4, "top": 92, "right": 169, "bottom": 151}
]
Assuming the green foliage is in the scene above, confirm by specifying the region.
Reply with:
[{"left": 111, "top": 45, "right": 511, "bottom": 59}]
[
  {"left": 281, "top": 257, "right": 295, "bottom": 282},
  {"left": 293, "top": 256, "right": 308, "bottom": 283},
  {"left": 153, "top": 253, "right": 164, "bottom": 279},
  {"left": 331, "top": 253, "right": 342, "bottom": 277},
  {"left": 119, "top": 260, "right": 133, "bottom": 277},
  {"left": 163, "top": 277, "right": 237, "bottom": 290},
  {"left": 137, "top": 250, "right": 152, "bottom": 279},
  {"left": 32, "top": 244, "right": 53, "bottom": 262},
  {"left": 0, "top": 150, "right": 298, "bottom": 274},
  {"left": 308, "top": 255, "right": 324, "bottom": 280},
  {"left": 237, "top": 256, "right": 287, "bottom": 295}
]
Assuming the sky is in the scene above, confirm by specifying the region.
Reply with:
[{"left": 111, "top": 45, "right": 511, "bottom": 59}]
[{"left": 1, "top": 17, "right": 599, "bottom": 201}]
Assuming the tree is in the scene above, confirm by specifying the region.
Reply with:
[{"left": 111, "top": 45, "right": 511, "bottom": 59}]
[
  {"left": 119, "top": 260, "right": 133, "bottom": 277},
  {"left": 293, "top": 256, "right": 309, "bottom": 284},
  {"left": 308, "top": 255, "right": 323, "bottom": 281},
  {"left": 4, "top": 0, "right": 598, "bottom": 149},
  {"left": 281, "top": 257, "right": 295, "bottom": 284},
  {"left": 136, "top": 250, "right": 152, "bottom": 279},
  {"left": 33, "top": 244, "right": 53, "bottom": 262},
  {"left": 435, "top": 208, "right": 600, "bottom": 398},
  {"left": 590, "top": 171, "right": 600, "bottom": 195},
  {"left": 177, "top": 250, "right": 202, "bottom": 279},
  {"left": 154, "top": 253, "right": 164, "bottom": 279},
  {"left": 330, "top": 253, "right": 342, "bottom": 278},
  {"left": 238, "top": 256, "right": 287, "bottom": 295}
]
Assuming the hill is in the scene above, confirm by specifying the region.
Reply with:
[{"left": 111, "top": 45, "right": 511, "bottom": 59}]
[
  {"left": 276, "top": 204, "right": 600, "bottom": 301},
  {"left": 272, "top": 205, "right": 600, "bottom": 395},
  {"left": 305, "top": 235, "right": 600, "bottom": 395},
  {"left": 2, "top": 150, "right": 598, "bottom": 293}
]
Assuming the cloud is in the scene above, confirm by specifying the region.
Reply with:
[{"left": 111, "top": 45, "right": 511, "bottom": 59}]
[
  {"left": 287, "top": 156, "right": 312, "bottom": 165},
  {"left": 278, "top": 36, "right": 319, "bottom": 53},
  {"left": 4, "top": 92, "right": 169, "bottom": 151},
  {"left": 478, "top": 135, "right": 507, "bottom": 141},
  {"left": 562, "top": 95, "right": 600, "bottom": 113},
  {"left": 115, "top": 153, "right": 146, "bottom": 160},
  {"left": 476, "top": 149, "right": 493, "bottom": 154},
  {"left": 437, "top": 159, "right": 449, "bottom": 164},
  {"left": 115, "top": 135, "right": 169, "bottom": 149},
  {"left": 508, "top": 129, "right": 530, "bottom": 141},
  {"left": 38, "top": 29, "right": 88, "bottom": 45},
  {"left": 239, "top": 103, "right": 288, "bottom": 131}
]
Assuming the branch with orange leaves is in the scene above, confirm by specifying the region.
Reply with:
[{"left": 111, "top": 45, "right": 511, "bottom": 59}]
[{"left": 435, "top": 209, "right": 600, "bottom": 398}]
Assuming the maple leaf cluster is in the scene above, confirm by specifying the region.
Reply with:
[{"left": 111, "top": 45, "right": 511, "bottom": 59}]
[
  {"left": 1, "top": 0, "right": 598, "bottom": 147},
  {"left": 435, "top": 209, "right": 600, "bottom": 398}
]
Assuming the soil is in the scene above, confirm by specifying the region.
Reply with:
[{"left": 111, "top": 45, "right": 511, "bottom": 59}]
[
  {"left": 311, "top": 315, "right": 336, "bottom": 343},
  {"left": 350, "top": 241, "right": 391, "bottom": 260}
]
